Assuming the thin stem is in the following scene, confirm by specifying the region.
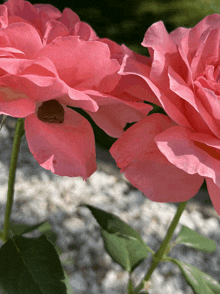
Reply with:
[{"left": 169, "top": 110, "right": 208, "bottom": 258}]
[
  {"left": 2, "top": 118, "right": 24, "bottom": 242},
  {"left": 134, "top": 201, "right": 187, "bottom": 292}
]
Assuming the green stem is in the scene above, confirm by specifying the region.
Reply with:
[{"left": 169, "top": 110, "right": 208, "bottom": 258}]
[
  {"left": 2, "top": 118, "right": 24, "bottom": 242},
  {"left": 134, "top": 201, "right": 187, "bottom": 293}
]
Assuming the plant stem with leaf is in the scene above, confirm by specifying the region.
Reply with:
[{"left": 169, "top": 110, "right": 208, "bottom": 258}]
[{"left": 134, "top": 201, "right": 187, "bottom": 293}]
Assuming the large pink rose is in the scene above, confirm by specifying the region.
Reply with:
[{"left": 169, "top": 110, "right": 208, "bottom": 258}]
[
  {"left": 110, "top": 14, "right": 220, "bottom": 214},
  {"left": 0, "top": 0, "right": 152, "bottom": 179}
]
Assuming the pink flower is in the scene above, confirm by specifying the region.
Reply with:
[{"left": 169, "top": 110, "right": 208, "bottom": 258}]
[
  {"left": 4, "top": 0, "right": 97, "bottom": 43},
  {"left": 110, "top": 15, "right": 220, "bottom": 214},
  {"left": 0, "top": 0, "right": 151, "bottom": 179}
]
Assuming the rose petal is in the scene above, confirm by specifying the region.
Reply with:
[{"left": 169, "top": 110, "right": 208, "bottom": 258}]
[
  {"left": 56, "top": 7, "right": 80, "bottom": 30},
  {"left": 0, "top": 22, "right": 42, "bottom": 58},
  {"left": 142, "top": 21, "right": 177, "bottom": 54},
  {"left": 110, "top": 113, "right": 175, "bottom": 169},
  {"left": 191, "top": 27, "right": 220, "bottom": 80},
  {"left": 85, "top": 90, "right": 152, "bottom": 137},
  {"left": 0, "top": 5, "right": 8, "bottom": 29},
  {"left": 119, "top": 54, "right": 192, "bottom": 129},
  {"left": 168, "top": 66, "right": 212, "bottom": 133},
  {"left": 25, "top": 106, "right": 97, "bottom": 179},
  {"left": 0, "top": 86, "right": 35, "bottom": 117},
  {"left": 206, "top": 177, "right": 220, "bottom": 215},
  {"left": 71, "top": 22, "right": 97, "bottom": 41},
  {"left": 194, "top": 81, "right": 220, "bottom": 138},
  {"left": 34, "top": 36, "right": 120, "bottom": 90},
  {"left": 0, "top": 57, "right": 98, "bottom": 112},
  {"left": 110, "top": 113, "right": 203, "bottom": 201},
  {"left": 43, "top": 20, "right": 69, "bottom": 45},
  {"left": 155, "top": 125, "right": 220, "bottom": 187}
]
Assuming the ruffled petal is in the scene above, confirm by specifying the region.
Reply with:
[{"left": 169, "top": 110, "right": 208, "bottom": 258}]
[
  {"left": 119, "top": 54, "right": 192, "bottom": 129},
  {"left": 0, "top": 22, "right": 42, "bottom": 58},
  {"left": 110, "top": 113, "right": 203, "bottom": 201},
  {"left": 206, "top": 177, "right": 220, "bottom": 215},
  {"left": 0, "top": 86, "right": 35, "bottom": 117},
  {"left": 43, "top": 20, "right": 69, "bottom": 45},
  {"left": 0, "top": 5, "right": 8, "bottom": 29},
  {"left": 0, "top": 57, "right": 98, "bottom": 111},
  {"left": 155, "top": 125, "right": 220, "bottom": 187},
  {"left": 191, "top": 27, "right": 220, "bottom": 79},
  {"left": 34, "top": 36, "right": 120, "bottom": 90},
  {"left": 194, "top": 81, "right": 220, "bottom": 138},
  {"left": 142, "top": 21, "right": 177, "bottom": 54},
  {"left": 56, "top": 7, "right": 80, "bottom": 30},
  {"left": 85, "top": 90, "right": 152, "bottom": 137},
  {"left": 71, "top": 22, "right": 97, "bottom": 41},
  {"left": 25, "top": 106, "right": 97, "bottom": 179}
]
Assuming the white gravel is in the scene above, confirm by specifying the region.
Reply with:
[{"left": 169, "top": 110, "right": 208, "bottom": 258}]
[{"left": 0, "top": 118, "right": 220, "bottom": 294}]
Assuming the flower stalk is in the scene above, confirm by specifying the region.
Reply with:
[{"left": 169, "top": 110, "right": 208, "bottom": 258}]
[
  {"left": 2, "top": 118, "right": 24, "bottom": 242},
  {"left": 134, "top": 201, "right": 187, "bottom": 292}
]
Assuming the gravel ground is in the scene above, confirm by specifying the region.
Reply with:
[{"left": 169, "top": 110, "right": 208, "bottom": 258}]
[{"left": 0, "top": 117, "right": 220, "bottom": 294}]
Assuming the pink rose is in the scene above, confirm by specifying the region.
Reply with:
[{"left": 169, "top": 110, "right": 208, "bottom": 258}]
[
  {"left": 0, "top": 0, "right": 151, "bottom": 179},
  {"left": 4, "top": 0, "right": 97, "bottom": 43},
  {"left": 110, "top": 15, "right": 220, "bottom": 214}
]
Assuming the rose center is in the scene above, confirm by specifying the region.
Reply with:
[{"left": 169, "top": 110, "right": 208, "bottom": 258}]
[{"left": 37, "top": 100, "right": 64, "bottom": 123}]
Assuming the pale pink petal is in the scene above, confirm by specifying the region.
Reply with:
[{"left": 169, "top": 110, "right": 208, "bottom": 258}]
[
  {"left": 194, "top": 81, "right": 220, "bottom": 138},
  {"left": 0, "top": 57, "right": 98, "bottom": 112},
  {"left": 114, "top": 74, "right": 158, "bottom": 104},
  {"left": 191, "top": 27, "right": 220, "bottom": 80},
  {"left": 56, "top": 7, "right": 80, "bottom": 30},
  {"left": 34, "top": 36, "right": 120, "bottom": 90},
  {"left": 0, "top": 47, "right": 25, "bottom": 59},
  {"left": 99, "top": 38, "right": 125, "bottom": 62},
  {"left": 0, "top": 5, "right": 8, "bottom": 29},
  {"left": 168, "top": 66, "right": 198, "bottom": 110},
  {"left": 119, "top": 55, "right": 192, "bottom": 129},
  {"left": 71, "top": 22, "right": 97, "bottom": 41},
  {"left": 168, "top": 66, "right": 212, "bottom": 133},
  {"left": 110, "top": 113, "right": 203, "bottom": 201},
  {"left": 118, "top": 54, "right": 161, "bottom": 105},
  {"left": 110, "top": 113, "right": 175, "bottom": 169},
  {"left": 5, "top": 0, "right": 39, "bottom": 20},
  {"left": 43, "top": 20, "right": 69, "bottom": 45},
  {"left": 186, "top": 14, "right": 220, "bottom": 63},
  {"left": 142, "top": 21, "right": 177, "bottom": 54},
  {"left": 0, "top": 86, "right": 35, "bottom": 117},
  {"left": 0, "top": 58, "right": 33, "bottom": 75},
  {"left": 170, "top": 28, "right": 193, "bottom": 85},
  {"left": 25, "top": 106, "right": 96, "bottom": 179},
  {"left": 84, "top": 90, "right": 152, "bottom": 137},
  {"left": 118, "top": 156, "right": 203, "bottom": 202},
  {"left": 206, "top": 177, "right": 220, "bottom": 215},
  {"left": 5, "top": 0, "right": 62, "bottom": 38},
  {"left": 155, "top": 126, "right": 220, "bottom": 187},
  {"left": 33, "top": 3, "right": 62, "bottom": 19},
  {"left": 0, "top": 22, "right": 42, "bottom": 58}
]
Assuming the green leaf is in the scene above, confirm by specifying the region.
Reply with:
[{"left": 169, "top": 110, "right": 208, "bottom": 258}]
[
  {"left": 175, "top": 225, "right": 216, "bottom": 252},
  {"left": 82, "top": 204, "right": 144, "bottom": 242},
  {"left": 0, "top": 235, "right": 66, "bottom": 294},
  {"left": 9, "top": 220, "right": 48, "bottom": 236},
  {"left": 38, "top": 222, "right": 62, "bottom": 255},
  {"left": 171, "top": 258, "right": 220, "bottom": 294},
  {"left": 9, "top": 220, "right": 62, "bottom": 256},
  {"left": 83, "top": 204, "right": 149, "bottom": 273}
]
